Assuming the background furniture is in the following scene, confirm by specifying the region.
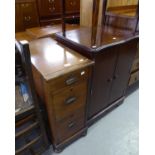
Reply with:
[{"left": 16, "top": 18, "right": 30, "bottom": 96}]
[
  {"left": 15, "top": 0, "right": 80, "bottom": 32},
  {"left": 15, "top": 41, "right": 49, "bottom": 154},
  {"left": 15, "top": 0, "right": 39, "bottom": 32}
]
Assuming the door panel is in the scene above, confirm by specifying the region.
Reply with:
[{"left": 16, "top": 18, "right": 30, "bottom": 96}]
[
  {"left": 109, "top": 38, "right": 139, "bottom": 103},
  {"left": 88, "top": 47, "right": 117, "bottom": 118}
]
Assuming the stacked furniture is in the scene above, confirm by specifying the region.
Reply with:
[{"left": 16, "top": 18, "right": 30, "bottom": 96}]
[
  {"left": 15, "top": 41, "right": 49, "bottom": 154},
  {"left": 15, "top": 0, "right": 80, "bottom": 32}
]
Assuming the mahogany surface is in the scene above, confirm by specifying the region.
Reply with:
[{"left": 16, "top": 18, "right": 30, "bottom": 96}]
[{"left": 55, "top": 25, "right": 138, "bottom": 52}]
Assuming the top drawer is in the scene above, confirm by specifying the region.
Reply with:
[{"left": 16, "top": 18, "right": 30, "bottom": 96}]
[{"left": 48, "top": 67, "right": 90, "bottom": 92}]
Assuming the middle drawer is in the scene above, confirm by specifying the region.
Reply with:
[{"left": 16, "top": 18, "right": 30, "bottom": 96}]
[{"left": 52, "top": 81, "right": 87, "bottom": 121}]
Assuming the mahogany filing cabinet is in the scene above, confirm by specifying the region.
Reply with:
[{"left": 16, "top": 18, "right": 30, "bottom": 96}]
[{"left": 29, "top": 38, "right": 94, "bottom": 152}]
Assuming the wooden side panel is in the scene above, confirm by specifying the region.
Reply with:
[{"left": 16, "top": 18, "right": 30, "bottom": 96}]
[{"left": 32, "top": 65, "right": 45, "bottom": 102}]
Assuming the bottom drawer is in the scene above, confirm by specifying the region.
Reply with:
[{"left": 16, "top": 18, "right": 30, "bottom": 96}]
[
  {"left": 55, "top": 108, "right": 85, "bottom": 143},
  {"left": 129, "top": 71, "right": 139, "bottom": 86}
]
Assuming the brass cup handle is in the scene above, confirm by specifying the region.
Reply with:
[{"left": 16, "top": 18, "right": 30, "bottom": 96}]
[
  {"left": 24, "top": 16, "right": 31, "bottom": 21},
  {"left": 49, "top": 0, "right": 54, "bottom": 3},
  {"left": 65, "top": 77, "right": 78, "bottom": 85},
  {"left": 68, "top": 122, "right": 76, "bottom": 129},
  {"left": 65, "top": 96, "right": 77, "bottom": 105},
  {"left": 49, "top": 7, "right": 55, "bottom": 12}
]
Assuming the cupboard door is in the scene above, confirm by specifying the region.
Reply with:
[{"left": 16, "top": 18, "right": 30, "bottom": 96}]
[
  {"left": 21, "top": 3, "right": 39, "bottom": 29},
  {"left": 109, "top": 38, "right": 139, "bottom": 103},
  {"left": 88, "top": 47, "right": 117, "bottom": 118}
]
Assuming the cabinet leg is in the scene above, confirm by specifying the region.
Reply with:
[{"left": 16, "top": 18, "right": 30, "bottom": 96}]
[
  {"left": 81, "top": 130, "right": 87, "bottom": 137},
  {"left": 54, "top": 148, "right": 63, "bottom": 153}
]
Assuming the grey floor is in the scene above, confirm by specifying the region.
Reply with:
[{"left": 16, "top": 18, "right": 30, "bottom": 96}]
[{"left": 43, "top": 89, "right": 139, "bottom": 155}]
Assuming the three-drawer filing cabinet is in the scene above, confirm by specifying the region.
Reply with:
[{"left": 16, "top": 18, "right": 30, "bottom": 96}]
[{"left": 29, "top": 37, "right": 94, "bottom": 152}]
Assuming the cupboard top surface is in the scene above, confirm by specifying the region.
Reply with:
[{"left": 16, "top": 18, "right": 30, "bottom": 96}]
[
  {"left": 29, "top": 38, "right": 94, "bottom": 81},
  {"left": 55, "top": 25, "right": 138, "bottom": 52}
]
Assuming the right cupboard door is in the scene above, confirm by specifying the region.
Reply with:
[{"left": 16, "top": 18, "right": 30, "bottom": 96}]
[{"left": 109, "top": 38, "right": 139, "bottom": 104}]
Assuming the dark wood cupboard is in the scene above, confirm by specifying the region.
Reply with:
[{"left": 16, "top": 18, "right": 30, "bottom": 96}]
[{"left": 55, "top": 26, "right": 139, "bottom": 125}]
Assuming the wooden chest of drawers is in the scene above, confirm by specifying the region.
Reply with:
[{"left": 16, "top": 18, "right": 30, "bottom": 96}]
[{"left": 30, "top": 37, "right": 94, "bottom": 152}]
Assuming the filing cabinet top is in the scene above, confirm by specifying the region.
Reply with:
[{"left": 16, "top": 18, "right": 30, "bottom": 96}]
[{"left": 29, "top": 37, "right": 94, "bottom": 81}]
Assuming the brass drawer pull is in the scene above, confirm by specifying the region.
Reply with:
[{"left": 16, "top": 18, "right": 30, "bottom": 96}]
[
  {"left": 65, "top": 77, "right": 77, "bottom": 85},
  {"left": 65, "top": 96, "right": 77, "bottom": 105},
  {"left": 68, "top": 122, "right": 75, "bottom": 129}
]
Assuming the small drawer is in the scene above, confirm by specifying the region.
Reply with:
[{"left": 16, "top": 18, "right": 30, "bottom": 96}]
[
  {"left": 129, "top": 71, "right": 139, "bottom": 86},
  {"left": 52, "top": 81, "right": 87, "bottom": 120},
  {"left": 55, "top": 108, "right": 85, "bottom": 143},
  {"left": 48, "top": 67, "right": 90, "bottom": 92},
  {"left": 131, "top": 58, "right": 139, "bottom": 73}
]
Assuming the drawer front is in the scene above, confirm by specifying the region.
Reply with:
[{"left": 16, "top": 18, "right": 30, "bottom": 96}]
[
  {"left": 49, "top": 67, "right": 90, "bottom": 92},
  {"left": 48, "top": 0, "right": 61, "bottom": 15},
  {"left": 38, "top": 0, "right": 61, "bottom": 17},
  {"left": 21, "top": 3, "right": 39, "bottom": 28},
  {"left": 66, "top": 0, "right": 80, "bottom": 13},
  {"left": 52, "top": 81, "right": 87, "bottom": 120},
  {"left": 131, "top": 58, "right": 139, "bottom": 72},
  {"left": 129, "top": 71, "right": 139, "bottom": 86},
  {"left": 55, "top": 108, "right": 85, "bottom": 143}
]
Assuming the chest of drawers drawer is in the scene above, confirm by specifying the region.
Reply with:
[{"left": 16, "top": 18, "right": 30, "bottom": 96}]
[
  {"left": 52, "top": 81, "right": 87, "bottom": 121},
  {"left": 55, "top": 108, "right": 85, "bottom": 143},
  {"left": 48, "top": 67, "right": 90, "bottom": 92}
]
